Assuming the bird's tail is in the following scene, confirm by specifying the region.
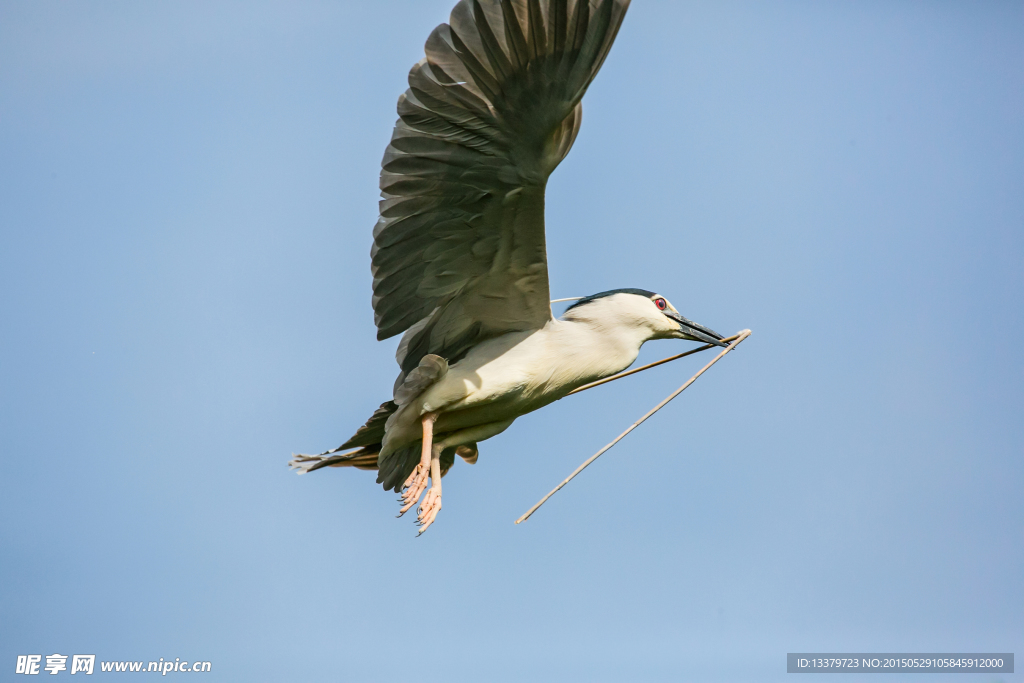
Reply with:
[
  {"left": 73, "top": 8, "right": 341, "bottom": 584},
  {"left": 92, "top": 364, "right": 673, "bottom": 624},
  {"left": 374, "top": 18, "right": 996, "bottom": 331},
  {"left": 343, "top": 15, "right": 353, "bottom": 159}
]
[
  {"left": 289, "top": 441, "right": 477, "bottom": 491},
  {"left": 289, "top": 388, "right": 478, "bottom": 489},
  {"left": 288, "top": 445, "right": 382, "bottom": 474},
  {"left": 289, "top": 399, "right": 398, "bottom": 474}
]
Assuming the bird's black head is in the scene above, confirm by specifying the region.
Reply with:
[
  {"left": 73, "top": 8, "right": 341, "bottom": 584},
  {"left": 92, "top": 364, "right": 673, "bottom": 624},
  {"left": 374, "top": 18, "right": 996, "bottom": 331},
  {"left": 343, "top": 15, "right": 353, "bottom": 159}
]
[{"left": 565, "top": 288, "right": 727, "bottom": 347}]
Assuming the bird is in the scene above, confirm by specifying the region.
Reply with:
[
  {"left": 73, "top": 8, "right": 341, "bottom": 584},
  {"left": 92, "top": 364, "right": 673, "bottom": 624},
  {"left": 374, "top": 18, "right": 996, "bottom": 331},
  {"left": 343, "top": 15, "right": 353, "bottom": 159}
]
[{"left": 290, "top": 0, "right": 727, "bottom": 534}]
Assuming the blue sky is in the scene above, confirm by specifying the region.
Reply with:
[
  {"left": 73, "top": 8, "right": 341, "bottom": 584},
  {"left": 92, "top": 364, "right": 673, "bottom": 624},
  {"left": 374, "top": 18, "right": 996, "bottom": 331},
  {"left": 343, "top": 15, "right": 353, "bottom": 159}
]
[{"left": 1, "top": 1, "right": 1021, "bottom": 681}]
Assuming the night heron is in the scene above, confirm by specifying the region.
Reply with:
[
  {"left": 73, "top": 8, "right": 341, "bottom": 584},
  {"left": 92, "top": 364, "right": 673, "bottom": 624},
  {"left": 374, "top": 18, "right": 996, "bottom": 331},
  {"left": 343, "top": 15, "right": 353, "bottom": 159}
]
[{"left": 291, "top": 0, "right": 727, "bottom": 533}]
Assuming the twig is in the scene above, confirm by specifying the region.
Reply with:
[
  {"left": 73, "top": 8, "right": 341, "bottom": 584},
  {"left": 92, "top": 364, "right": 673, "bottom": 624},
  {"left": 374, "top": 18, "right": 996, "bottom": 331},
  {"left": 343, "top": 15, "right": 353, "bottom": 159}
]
[
  {"left": 515, "top": 329, "right": 751, "bottom": 525},
  {"left": 564, "top": 332, "right": 745, "bottom": 396}
]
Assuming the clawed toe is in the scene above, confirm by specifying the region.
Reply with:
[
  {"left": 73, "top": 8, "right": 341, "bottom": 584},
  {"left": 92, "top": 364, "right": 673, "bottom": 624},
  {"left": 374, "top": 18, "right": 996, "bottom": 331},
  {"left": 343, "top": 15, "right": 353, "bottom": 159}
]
[
  {"left": 397, "top": 464, "right": 428, "bottom": 517},
  {"left": 416, "top": 486, "right": 442, "bottom": 535}
]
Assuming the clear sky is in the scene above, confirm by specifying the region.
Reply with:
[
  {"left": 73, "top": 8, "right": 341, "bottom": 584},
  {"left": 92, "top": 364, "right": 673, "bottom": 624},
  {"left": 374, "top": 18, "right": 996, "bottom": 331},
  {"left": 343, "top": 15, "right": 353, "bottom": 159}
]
[{"left": 1, "top": 1, "right": 1021, "bottom": 681}]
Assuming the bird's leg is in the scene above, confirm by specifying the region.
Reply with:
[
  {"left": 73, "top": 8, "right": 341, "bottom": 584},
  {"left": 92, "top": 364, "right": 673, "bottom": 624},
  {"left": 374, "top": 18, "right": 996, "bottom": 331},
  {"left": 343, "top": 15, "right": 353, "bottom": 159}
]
[
  {"left": 398, "top": 412, "right": 437, "bottom": 516},
  {"left": 416, "top": 449, "right": 443, "bottom": 535}
]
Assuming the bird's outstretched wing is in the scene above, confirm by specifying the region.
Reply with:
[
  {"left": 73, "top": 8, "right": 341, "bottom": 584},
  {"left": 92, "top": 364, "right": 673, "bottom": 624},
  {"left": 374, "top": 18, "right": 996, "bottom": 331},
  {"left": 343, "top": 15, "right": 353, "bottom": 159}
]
[{"left": 371, "top": 0, "right": 631, "bottom": 381}]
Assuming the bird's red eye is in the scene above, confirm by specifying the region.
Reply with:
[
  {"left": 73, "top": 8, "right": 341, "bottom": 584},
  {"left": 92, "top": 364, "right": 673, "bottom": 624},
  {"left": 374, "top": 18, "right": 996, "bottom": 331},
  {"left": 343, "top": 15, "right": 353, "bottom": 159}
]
[{"left": 655, "top": 298, "right": 667, "bottom": 310}]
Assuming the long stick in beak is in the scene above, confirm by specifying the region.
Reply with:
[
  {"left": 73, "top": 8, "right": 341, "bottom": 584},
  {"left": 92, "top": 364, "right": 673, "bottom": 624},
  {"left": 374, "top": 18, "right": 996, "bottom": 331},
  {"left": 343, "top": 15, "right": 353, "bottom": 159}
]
[
  {"left": 515, "top": 329, "right": 752, "bottom": 525},
  {"left": 564, "top": 331, "right": 746, "bottom": 397}
]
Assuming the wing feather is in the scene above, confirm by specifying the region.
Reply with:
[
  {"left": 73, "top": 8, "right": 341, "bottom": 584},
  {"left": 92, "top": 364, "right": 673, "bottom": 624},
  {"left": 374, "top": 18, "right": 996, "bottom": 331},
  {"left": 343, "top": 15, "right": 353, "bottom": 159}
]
[{"left": 371, "top": 0, "right": 631, "bottom": 380}]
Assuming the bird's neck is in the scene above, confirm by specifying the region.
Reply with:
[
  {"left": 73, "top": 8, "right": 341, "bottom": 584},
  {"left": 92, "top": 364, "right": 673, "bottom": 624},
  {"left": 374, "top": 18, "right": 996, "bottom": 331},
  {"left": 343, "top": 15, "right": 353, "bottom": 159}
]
[{"left": 545, "top": 317, "right": 650, "bottom": 385}]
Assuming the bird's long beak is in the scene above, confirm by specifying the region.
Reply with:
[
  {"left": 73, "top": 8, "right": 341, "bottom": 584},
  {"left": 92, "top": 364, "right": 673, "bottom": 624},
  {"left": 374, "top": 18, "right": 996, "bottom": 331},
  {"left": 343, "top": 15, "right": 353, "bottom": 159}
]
[{"left": 666, "top": 311, "right": 728, "bottom": 347}]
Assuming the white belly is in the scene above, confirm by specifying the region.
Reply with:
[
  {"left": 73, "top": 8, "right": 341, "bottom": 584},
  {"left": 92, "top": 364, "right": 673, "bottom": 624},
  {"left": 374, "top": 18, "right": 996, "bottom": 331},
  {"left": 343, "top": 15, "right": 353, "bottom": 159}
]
[
  {"left": 420, "top": 319, "right": 644, "bottom": 423},
  {"left": 378, "top": 317, "right": 653, "bottom": 455}
]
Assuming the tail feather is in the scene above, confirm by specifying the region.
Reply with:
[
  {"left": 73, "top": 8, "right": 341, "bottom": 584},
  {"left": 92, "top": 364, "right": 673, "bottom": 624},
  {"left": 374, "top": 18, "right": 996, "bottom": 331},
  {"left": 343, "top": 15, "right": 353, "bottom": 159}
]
[
  {"left": 289, "top": 446, "right": 381, "bottom": 474},
  {"left": 288, "top": 400, "right": 398, "bottom": 475},
  {"left": 290, "top": 442, "right": 476, "bottom": 486},
  {"left": 290, "top": 384, "right": 479, "bottom": 488}
]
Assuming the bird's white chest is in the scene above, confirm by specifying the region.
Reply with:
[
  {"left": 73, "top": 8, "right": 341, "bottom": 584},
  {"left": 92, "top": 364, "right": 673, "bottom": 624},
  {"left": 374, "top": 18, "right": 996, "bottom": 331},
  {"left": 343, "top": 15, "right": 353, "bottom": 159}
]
[{"left": 420, "top": 321, "right": 644, "bottom": 416}]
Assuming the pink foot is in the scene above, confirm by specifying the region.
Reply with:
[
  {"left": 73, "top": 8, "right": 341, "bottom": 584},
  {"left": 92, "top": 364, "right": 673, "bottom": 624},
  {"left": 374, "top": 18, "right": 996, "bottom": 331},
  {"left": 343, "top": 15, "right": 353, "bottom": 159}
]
[
  {"left": 416, "top": 451, "right": 444, "bottom": 535},
  {"left": 397, "top": 463, "right": 428, "bottom": 517},
  {"left": 416, "top": 481, "right": 442, "bottom": 535},
  {"left": 397, "top": 413, "right": 437, "bottom": 518}
]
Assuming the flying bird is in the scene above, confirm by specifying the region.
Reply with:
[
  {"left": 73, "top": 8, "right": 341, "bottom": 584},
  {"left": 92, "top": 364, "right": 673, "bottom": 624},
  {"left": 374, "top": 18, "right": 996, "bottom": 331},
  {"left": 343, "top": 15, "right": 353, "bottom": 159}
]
[{"left": 291, "top": 0, "right": 727, "bottom": 533}]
